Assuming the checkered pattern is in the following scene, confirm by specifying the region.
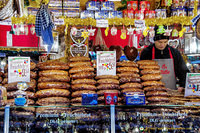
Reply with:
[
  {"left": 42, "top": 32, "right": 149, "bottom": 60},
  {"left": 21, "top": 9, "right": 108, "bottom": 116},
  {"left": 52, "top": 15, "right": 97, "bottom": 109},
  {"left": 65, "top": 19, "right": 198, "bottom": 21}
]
[{"left": 35, "top": 5, "right": 54, "bottom": 37}]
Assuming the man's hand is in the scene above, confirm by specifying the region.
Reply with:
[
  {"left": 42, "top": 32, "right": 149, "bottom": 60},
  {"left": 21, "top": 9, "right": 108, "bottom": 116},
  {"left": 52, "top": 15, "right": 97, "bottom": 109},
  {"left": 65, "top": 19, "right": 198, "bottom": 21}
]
[{"left": 178, "top": 87, "right": 185, "bottom": 92}]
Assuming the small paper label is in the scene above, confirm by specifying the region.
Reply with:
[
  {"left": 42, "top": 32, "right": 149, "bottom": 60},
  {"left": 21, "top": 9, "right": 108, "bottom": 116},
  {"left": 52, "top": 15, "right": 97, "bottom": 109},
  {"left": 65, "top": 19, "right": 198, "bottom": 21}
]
[
  {"left": 7, "top": 31, "right": 12, "bottom": 47},
  {"left": 134, "top": 20, "right": 145, "bottom": 28},
  {"left": 96, "top": 20, "right": 109, "bottom": 28}
]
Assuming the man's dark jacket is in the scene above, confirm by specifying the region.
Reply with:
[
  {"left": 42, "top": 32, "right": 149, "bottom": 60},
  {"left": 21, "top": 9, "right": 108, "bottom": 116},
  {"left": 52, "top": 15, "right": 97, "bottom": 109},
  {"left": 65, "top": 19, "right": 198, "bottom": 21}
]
[{"left": 140, "top": 44, "right": 189, "bottom": 88}]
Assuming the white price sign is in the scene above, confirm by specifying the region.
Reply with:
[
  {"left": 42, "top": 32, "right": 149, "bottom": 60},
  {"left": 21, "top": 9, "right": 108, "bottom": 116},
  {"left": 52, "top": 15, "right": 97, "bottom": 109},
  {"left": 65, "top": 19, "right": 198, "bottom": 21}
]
[
  {"left": 134, "top": 20, "right": 145, "bottom": 28},
  {"left": 97, "top": 51, "right": 116, "bottom": 76},
  {"left": 8, "top": 57, "right": 30, "bottom": 83},
  {"left": 54, "top": 18, "right": 65, "bottom": 25},
  {"left": 185, "top": 73, "right": 200, "bottom": 97},
  {"left": 96, "top": 20, "right": 109, "bottom": 28}
]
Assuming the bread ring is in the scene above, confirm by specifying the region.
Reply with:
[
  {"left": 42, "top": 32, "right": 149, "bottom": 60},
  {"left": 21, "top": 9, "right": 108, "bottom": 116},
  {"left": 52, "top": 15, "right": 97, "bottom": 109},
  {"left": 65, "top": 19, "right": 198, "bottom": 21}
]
[
  {"left": 97, "top": 79, "right": 119, "bottom": 84},
  {"left": 117, "top": 61, "right": 138, "bottom": 67},
  {"left": 142, "top": 81, "right": 165, "bottom": 87},
  {"left": 69, "top": 66, "right": 94, "bottom": 74},
  {"left": 71, "top": 79, "right": 96, "bottom": 85},
  {"left": 144, "top": 86, "right": 167, "bottom": 92},
  {"left": 97, "top": 84, "right": 120, "bottom": 90},
  {"left": 121, "top": 88, "right": 143, "bottom": 93},
  {"left": 36, "top": 97, "right": 70, "bottom": 106},
  {"left": 137, "top": 60, "right": 158, "bottom": 65},
  {"left": 117, "top": 73, "right": 140, "bottom": 78},
  {"left": 139, "top": 65, "right": 160, "bottom": 70},
  {"left": 69, "top": 62, "right": 91, "bottom": 67},
  {"left": 38, "top": 75, "right": 70, "bottom": 82},
  {"left": 35, "top": 89, "right": 70, "bottom": 98},
  {"left": 70, "top": 56, "right": 90, "bottom": 62},
  {"left": 71, "top": 84, "right": 96, "bottom": 91},
  {"left": 39, "top": 70, "right": 68, "bottom": 77},
  {"left": 95, "top": 75, "right": 118, "bottom": 80},
  {"left": 119, "top": 77, "right": 141, "bottom": 84},
  {"left": 120, "top": 83, "right": 142, "bottom": 89},
  {"left": 97, "top": 90, "right": 120, "bottom": 96},
  {"left": 38, "top": 82, "right": 70, "bottom": 89},
  {"left": 140, "top": 69, "right": 161, "bottom": 75},
  {"left": 141, "top": 74, "right": 162, "bottom": 81},
  {"left": 117, "top": 67, "right": 139, "bottom": 73},
  {"left": 147, "top": 96, "right": 169, "bottom": 102},
  {"left": 146, "top": 91, "right": 169, "bottom": 97},
  {"left": 71, "top": 90, "right": 96, "bottom": 97},
  {"left": 70, "top": 72, "right": 95, "bottom": 79}
]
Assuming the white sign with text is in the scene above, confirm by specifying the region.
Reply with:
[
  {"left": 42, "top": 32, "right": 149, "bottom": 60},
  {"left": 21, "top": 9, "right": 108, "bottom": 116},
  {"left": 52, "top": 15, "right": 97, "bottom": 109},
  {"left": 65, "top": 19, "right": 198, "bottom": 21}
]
[
  {"left": 97, "top": 51, "right": 116, "bottom": 76},
  {"left": 8, "top": 57, "right": 30, "bottom": 83}
]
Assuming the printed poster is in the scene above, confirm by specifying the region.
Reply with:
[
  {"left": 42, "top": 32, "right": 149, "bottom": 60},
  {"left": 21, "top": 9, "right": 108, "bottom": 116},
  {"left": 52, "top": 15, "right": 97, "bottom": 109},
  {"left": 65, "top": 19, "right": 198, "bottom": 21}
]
[
  {"left": 185, "top": 73, "right": 200, "bottom": 97},
  {"left": 8, "top": 57, "right": 30, "bottom": 83},
  {"left": 97, "top": 51, "right": 116, "bottom": 76}
]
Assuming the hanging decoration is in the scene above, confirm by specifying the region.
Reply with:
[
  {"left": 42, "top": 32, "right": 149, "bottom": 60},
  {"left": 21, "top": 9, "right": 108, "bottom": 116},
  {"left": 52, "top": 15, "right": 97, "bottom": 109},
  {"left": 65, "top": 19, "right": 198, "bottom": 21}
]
[
  {"left": 88, "top": 26, "right": 96, "bottom": 36},
  {"left": 172, "top": 28, "right": 179, "bottom": 37},
  {"left": 127, "top": 25, "right": 134, "bottom": 35},
  {"left": 179, "top": 27, "right": 186, "bottom": 37},
  {"left": 71, "top": 26, "right": 78, "bottom": 36},
  {"left": 164, "top": 26, "right": 172, "bottom": 36},
  {"left": 105, "top": 27, "right": 109, "bottom": 36},
  {"left": 143, "top": 27, "right": 150, "bottom": 37},
  {"left": 81, "top": 29, "right": 89, "bottom": 39},
  {"left": 157, "top": 25, "right": 166, "bottom": 34},
  {"left": 111, "top": 25, "right": 117, "bottom": 36},
  {"left": 120, "top": 25, "right": 126, "bottom": 39}
]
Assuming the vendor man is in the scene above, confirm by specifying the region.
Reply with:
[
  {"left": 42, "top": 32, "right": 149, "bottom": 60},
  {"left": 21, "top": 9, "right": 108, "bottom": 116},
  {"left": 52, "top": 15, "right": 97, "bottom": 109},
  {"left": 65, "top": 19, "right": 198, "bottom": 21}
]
[{"left": 140, "top": 26, "right": 189, "bottom": 91}]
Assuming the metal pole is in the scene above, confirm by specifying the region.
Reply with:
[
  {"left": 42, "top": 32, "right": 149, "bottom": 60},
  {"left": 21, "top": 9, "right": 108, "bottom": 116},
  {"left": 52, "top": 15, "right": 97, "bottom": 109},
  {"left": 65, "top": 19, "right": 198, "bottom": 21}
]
[
  {"left": 110, "top": 105, "right": 115, "bottom": 133},
  {"left": 4, "top": 105, "right": 10, "bottom": 133}
]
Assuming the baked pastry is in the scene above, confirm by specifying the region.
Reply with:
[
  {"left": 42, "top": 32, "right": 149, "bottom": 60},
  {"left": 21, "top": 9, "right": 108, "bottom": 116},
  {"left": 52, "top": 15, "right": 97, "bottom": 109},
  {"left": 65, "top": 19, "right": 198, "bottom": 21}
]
[
  {"left": 69, "top": 62, "right": 91, "bottom": 67},
  {"left": 35, "top": 89, "right": 70, "bottom": 98},
  {"left": 70, "top": 72, "right": 95, "bottom": 79},
  {"left": 71, "top": 90, "right": 96, "bottom": 97},
  {"left": 117, "top": 67, "right": 139, "bottom": 73},
  {"left": 7, "top": 99, "right": 35, "bottom": 106},
  {"left": 95, "top": 75, "right": 118, "bottom": 80},
  {"left": 141, "top": 74, "right": 162, "bottom": 81},
  {"left": 97, "top": 79, "right": 119, "bottom": 84},
  {"left": 121, "top": 88, "right": 143, "bottom": 93},
  {"left": 38, "top": 75, "right": 70, "bottom": 82},
  {"left": 36, "top": 97, "right": 70, "bottom": 106},
  {"left": 4, "top": 71, "right": 37, "bottom": 79},
  {"left": 7, "top": 91, "right": 35, "bottom": 99},
  {"left": 146, "top": 91, "right": 169, "bottom": 97},
  {"left": 119, "top": 77, "right": 141, "bottom": 84},
  {"left": 71, "top": 79, "right": 96, "bottom": 85},
  {"left": 97, "top": 90, "right": 120, "bottom": 96},
  {"left": 117, "top": 61, "right": 138, "bottom": 67},
  {"left": 142, "top": 81, "right": 165, "bottom": 87},
  {"left": 2, "top": 78, "right": 36, "bottom": 85},
  {"left": 137, "top": 60, "right": 158, "bottom": 65},
  {"left": 147, "top": 102, "right": 172, "bottom": 105},
  {"left": 0, "top": 77, "right": 2, "bottom": 83},
  {"left": 144, "top": 86, "right": 168, "bottom": 92},
  {"left": 140, "top": 69, "right": 161, "bottom": 75},
  {"left": 71, "top": 84, "right": 96, "bottom": 90},
  {"left": 70, "top": 56, "right": 90, "bottom": 62},
  {"left": 97, "top": 84, "right": 120, "bottom": 90},
  {"left": 139, "top": 65, "right": 160, "bottom": 70},
  {"left": 37, "top": 62, "right": 69, "bottom": 70},
  {"left": 147, "top": 96, "right": 169, "bottom": 102},
  {"left": 69, "top": 66, "right": 94, "bottom": 74},
  {"left": 120, "top": 83, "right": 142, "bottom": 89},
  {"left": 71, "top": 97, "right": 82, "bottom": 103},
  {"left": 38, "top": 82, "right": 70, "bottom": 89},
  {"left": 4, "top": 82, "right": 36, "bottom": 91},
  {"left": 124, "top": 45, "right": 138, "bottom": 61},
  {"left": 117, "top": 73, "right": 140, "bottom": 78},
  {"left": 0, "top": 72, "right": 4, "bottom": 77},
  {"left": 39, "top": 70, "right": 68, "bottom": 77}
]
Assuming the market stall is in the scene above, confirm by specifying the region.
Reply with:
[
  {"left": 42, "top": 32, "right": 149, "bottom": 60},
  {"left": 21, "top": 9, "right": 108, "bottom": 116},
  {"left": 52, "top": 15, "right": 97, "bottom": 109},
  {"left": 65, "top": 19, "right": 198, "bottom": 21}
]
[{"left": 1, "top": 0, "right": 200, "bottom": 132}]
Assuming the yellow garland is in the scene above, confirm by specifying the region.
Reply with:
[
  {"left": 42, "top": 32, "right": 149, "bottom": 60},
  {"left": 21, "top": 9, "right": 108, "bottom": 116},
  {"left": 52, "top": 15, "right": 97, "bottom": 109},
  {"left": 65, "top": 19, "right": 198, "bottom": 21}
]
[{"left": 10, "top": 0, "right": 197, "bottom": 26}]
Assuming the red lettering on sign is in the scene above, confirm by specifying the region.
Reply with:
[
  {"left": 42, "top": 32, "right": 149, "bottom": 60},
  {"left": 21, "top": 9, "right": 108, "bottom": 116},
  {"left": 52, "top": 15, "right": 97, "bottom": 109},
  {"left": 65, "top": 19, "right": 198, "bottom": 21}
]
[
  {"left": 162, "top": 64, "right": 167, "bottom": 69},
  {"left": 161, "top": 70, "right": 170, "bottom": 74}
]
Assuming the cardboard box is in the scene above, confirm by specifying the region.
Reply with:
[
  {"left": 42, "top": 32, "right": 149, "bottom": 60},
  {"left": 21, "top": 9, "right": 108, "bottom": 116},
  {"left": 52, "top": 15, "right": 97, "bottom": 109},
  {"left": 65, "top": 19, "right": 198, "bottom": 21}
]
[
  {"left": 82, "top": 93, "right": 98, "bottom": 105},
  {"left": 125, "top": 92, "right": 145, "bottom": 105}
]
